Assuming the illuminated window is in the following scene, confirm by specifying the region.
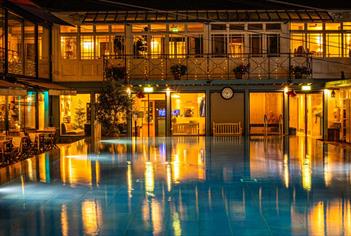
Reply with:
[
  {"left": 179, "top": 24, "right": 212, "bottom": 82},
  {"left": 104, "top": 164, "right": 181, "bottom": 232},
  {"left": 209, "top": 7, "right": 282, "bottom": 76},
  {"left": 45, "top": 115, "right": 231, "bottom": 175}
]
[
  {"left": 112, "top": 35, "right": 124, "bottom": 57},
  {"left": 326, "top": 34, "right": 341, "bottom": 57},
  {"left": 150, "top": 24, "right": 166, "bottom": 32},
  {"left": 290, "top": 23, "right": 304, "bottom": 31},
  {"left": 133, "top": 35, "right": 147, "bottom": 58},
  {"left": 307, "top": 33, "right": 323, "bottom": 57},
  {"left": 229, "top": 34, "right": 244, "bottom": 57},
  {"left": 211, "top": 34, "right": 227, "bottom": 57},
  {"left": 307, "top": 23, "right": 323, "bottom": 31},
  {"left": 290, "top": 33, "right": 306, "bottom": 55},
  {"left": 150, "top": 36, "right": 164, "bottom": 58},
  {"left": 343, "top": 22, "right": 351, "bottom": 30},
  {"left": 169, "top": 37, "right": 186, "bottom": 58},
  {"left": 80, "top": 35, "right": 94, "bottom": 59},
  {"left": 325, "top": 23, "right": 341, "bottom": 30},
  {"left": 96, "top": 35, "right": 110, "bottom": 58},
  {"left": 132, "top": 24, "right": 148, "bottom": 32},
  {"left": 95, "top": 25, "right": 109, "bottom": 32},
  {"left": 60, "top": 26, "right": 77, "bottom": 33},
  {"left": 111, "top": 25, "right": 125, "bottom": 32},
  {"left": 344, "top": 33, "right": 351, "bottom": 57},
  {"left": 169, "top": 24, "right": 185, "bottom": 32},
  {"left": 80, "top": 25, "right": 93, "bottom": 33},
  {"left": 188, "top": 23, "right": 204, "bottom": 32},
  {"left": 61, "top": 36, "right": 77, "bottom": 59}
]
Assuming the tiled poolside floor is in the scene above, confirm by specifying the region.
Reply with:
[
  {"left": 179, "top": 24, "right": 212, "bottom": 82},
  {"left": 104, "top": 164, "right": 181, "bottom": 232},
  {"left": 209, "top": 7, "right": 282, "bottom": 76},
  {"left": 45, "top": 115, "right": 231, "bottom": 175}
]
[{"left": 0, "top": 136, "right": 350, "bottom": 235}]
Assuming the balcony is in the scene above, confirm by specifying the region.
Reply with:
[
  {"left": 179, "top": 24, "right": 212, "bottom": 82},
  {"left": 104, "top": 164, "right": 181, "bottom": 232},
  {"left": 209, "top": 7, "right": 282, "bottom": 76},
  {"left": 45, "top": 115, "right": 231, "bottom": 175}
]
[{"left": 103, "top": 53, "right": 317, "bottom": 82}]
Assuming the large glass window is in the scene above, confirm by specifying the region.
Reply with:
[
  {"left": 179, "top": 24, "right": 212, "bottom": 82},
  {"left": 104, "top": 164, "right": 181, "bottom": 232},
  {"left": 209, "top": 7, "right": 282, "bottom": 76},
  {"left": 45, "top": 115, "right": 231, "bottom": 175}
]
[
  {"left": 211, "top": 34, "right": 227, "bottom": 57},
  {"left": 61, "top": 36, "right": 77, "bottom": 59},
  {"left": 188, "top": 35, "right": 203, "bottom": 56},
  {"left": 112, "top": 35, "right": 124, "bottom": 57},
  {"left": 171, "top": 93, "right": 206, "bottom": 136},
  {"left": 169, "top": 36, "right": 186, "bottom": 58},
  {"left": 133, "top": 35, "right": 148, "bottom": 58},
  {"left": 291, "top": 33, "right": 306, "bottom": 56},
  {"left": 344, "top": 33, "right": 351, "bottom": 57},
  {"left": 307, "top": 33, "right": 323, "bottom": 57},
  {"left": 250, "top": 34, "right": 262, "bottom": 56},
  {"left": 60, "top": 94, "right": 91, "bottom": 136},
  {"left": 96, "top": 35, "right": 111, "bottom": 58},
  {"left": 150, "top": 36, "right": 164, "bottom": 58},
  {"left": 24, "top": 21, "right": 35, "bottom": 76},
  {"left": 8, "top": 13, "right": 23, "bottom": 74},
  {"left": 326, "top": 34, "right": 342, "bottom": 57},
  {"left": 39, "top": 26, "right": 50, "bottom": 78},
  {"left": 80, "top": 35, "right": 94, "bottom": 59},
  {"left": 229, "top": 35, "right": 244, "bottom": 57}
]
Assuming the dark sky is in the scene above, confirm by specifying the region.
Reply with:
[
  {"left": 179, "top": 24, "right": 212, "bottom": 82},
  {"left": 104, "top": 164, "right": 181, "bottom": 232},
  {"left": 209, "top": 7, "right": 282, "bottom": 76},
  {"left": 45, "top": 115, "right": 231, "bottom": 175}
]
[{"left": 33, "top": 0, "right": 351, "bottom": 11}]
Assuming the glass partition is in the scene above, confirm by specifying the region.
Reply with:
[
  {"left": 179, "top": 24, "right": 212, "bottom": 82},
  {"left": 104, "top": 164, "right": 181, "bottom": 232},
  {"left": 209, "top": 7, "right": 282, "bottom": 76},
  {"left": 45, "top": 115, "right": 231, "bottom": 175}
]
[
  {"left": 8, "top": 12, "right": 23, "bottom": 74},
  {"left": 171, "top": 93, "right": 206, "bottom": 136}
]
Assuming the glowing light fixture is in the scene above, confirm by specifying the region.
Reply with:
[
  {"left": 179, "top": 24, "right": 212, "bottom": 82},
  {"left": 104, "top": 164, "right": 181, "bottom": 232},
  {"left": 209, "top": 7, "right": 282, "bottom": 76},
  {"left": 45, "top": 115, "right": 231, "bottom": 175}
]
[
  {"left": 126, "top": 87, "right": 131, "bottom": 96},
  {"left": 301, "top": 85, "right": 311, "bottom": 91},
  {"left": 143, "top": 86, "right": 154, "bottom": 93},
  {"left": 284, "top": 87, "right": 289, "bottom": 93}
]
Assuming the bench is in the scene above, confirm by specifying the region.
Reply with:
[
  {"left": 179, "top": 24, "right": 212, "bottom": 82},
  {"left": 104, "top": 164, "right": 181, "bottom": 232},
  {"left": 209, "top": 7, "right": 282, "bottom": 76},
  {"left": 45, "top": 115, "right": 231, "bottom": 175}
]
[
  {"left": 213, "top": 122, "right": 242, "bottom": 136},
  {"left": 173, "top": 123, "right": 199, "bottom": 135}
]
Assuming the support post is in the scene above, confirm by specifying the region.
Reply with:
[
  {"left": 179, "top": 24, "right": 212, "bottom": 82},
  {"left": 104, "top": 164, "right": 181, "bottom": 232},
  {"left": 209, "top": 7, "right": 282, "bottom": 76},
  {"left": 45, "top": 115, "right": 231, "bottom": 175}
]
[
  {"left": 244, "top": 89, "right": 250, "bottom": 136},
  {"left": 166, "top": 90, "right": 171, "bottom": 137},
  {"left": 323, "top": 90, "right": 329, "bottom": 140},
  {"left": 284, "top": 90, "right": 289, "bottom": 135},
  {"left": 205, "top": 89, "right": 211, "bottom": 136}
]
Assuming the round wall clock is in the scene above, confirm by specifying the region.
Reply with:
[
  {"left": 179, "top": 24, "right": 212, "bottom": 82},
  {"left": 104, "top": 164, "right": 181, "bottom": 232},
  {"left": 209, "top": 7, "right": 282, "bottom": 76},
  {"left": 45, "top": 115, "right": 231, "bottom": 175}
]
[{"left": 221, "top": 87, "right": 234, "bottom": 100}]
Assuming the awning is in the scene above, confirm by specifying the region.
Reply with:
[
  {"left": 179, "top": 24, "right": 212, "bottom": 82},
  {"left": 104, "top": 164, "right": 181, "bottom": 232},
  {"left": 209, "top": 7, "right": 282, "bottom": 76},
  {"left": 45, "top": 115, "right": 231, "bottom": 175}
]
[
  {"left": 5, "top": 1, "right": 72, "bottom": 26},
  {"left": 17, "top": 79, "right": 77, "bottom": 96},
  {"left": 82, "top": 10, "right": 334, "bottom": 23},
  {"left": 0, "top": 80, "right": 27, "bottom": 96}
]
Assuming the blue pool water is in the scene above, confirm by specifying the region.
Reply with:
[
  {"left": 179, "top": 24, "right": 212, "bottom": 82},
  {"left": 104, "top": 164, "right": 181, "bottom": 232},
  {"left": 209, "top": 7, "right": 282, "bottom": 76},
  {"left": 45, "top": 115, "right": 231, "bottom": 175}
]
[{"left": 0, "top": 136, "right": 350, "bottom": 236}]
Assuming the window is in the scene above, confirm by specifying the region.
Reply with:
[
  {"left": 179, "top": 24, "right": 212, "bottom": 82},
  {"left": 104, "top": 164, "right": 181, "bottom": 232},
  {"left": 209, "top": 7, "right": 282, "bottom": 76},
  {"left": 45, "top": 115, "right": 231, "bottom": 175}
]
[
  {"left": 211, "top": 34, "right": 227, "bottom": 57},
  {"left": 326, "top": 34, "right": 341, "bottom": 57},
  {"left": 8, "top": 14, "right": 23, "bottom": 74},
  {"left": 325, "top": 23, "right": 341, "bottom": 30},
  {"left": 150, "top": 24, "right": 166, "bottom": 32},
  {"left": 111, "top": 25, "right": 124, "bottom": 33},
  {"left": 188, "top": 35, "right": 203, "bottom": 56},
  {"left": 169, "top": 37, "right": 186, "bottom": 58},
  {"left": 211, "top": 24, "right": 226, "bottom": 31},
  {"left": 343, "top": 22, "right": 351, "bottom": 30},
  {"left": 266, "top": 23, "right": 281, "bottom": 30},
  {"left": 151, "top": 36, "right": 164, "bottom": 58},
  {"left": 188, "top": 23, "right": 204, "bottom": 32},
  {"left": 307, "top": 33, "right": 323, "bottom": 57},
  {"left": 229, "top": 24, "right": 245, "bottom": 31},
  {"left": 169, "top": 24, "right": 185, "bottom": 33},
  {"left": 112, "top": 35, "right": 124, "bottom": 57},
  {"left": 96, "top": 35, "right": 110, "bottom": 58},
  {"left": 133, "top": 35, "right": 148, "bottom": 57},
  {"left": 80, "top": 25, "right": 93, "bottom": 33},
  {"left": 80, "top": 35, "right": 94, "bottom": 59},
  {"left": 95, "top": 25, "right": 109, "bottom": 32},
  {"left": 307, "top": 23, "right": 323, "bottom": 31},
  {"left": 229, "top": 35, "right": 244, "bottom": 57},
  {"left": 250, "top": 34, "right": 262, "bottom": 56},
  {"left": 290, "top": 23, "right": 304, "bottom": 31},
  {"left": 267, "top": 34, "right": 280, "bottom": 56},
  {"left": 60, "top": 26, "right": 77, "bottom": 33},
  {"left": 344, "top": 33, "right": 351, "bottom": 57},
  {"left": 132, "top": 24, "right": 148, "bottom": 33},
  {"left": 248, "top": 24, "right": 263, "bottom": 30},
  {"left": 291, "top": 33, "right": 306, "bottom": 56},
  {"left": 61, "top": 36, "right": 77, "bottom": 59}
]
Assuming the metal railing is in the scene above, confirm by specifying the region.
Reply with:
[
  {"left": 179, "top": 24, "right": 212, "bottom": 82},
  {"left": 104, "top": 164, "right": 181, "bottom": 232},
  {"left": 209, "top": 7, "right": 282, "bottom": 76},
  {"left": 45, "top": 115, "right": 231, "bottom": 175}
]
[{"left": 103, "top": 53, "right": 312, "bottom": 81}]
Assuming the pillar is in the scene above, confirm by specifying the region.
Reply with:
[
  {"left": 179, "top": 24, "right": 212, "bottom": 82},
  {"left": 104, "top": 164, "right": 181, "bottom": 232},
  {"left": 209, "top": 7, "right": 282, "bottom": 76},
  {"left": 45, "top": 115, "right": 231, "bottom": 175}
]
[
  {"left": 244, "top": 89, "right": 250, "bottom": 136},
  {"left": 284, "top": 90, "right": 289, "bottom": 135},
  {"left": 90, "top": 92, "right": 96, "bottom": 138},
  {"left": 205, "top": 89, "right": 211, "bottom": 136},
  {"left": 166, "top": 90, "right": 171, "bottom": 137},
  {"left": 323, "top": 90, "right": 328, "bottom": 140}
]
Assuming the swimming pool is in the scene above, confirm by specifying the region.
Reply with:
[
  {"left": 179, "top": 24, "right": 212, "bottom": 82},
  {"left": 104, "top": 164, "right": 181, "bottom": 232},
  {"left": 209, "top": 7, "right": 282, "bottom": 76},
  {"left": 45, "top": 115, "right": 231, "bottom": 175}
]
[{"left": 0, "top": 136, "right": 350, "bottom": 235}]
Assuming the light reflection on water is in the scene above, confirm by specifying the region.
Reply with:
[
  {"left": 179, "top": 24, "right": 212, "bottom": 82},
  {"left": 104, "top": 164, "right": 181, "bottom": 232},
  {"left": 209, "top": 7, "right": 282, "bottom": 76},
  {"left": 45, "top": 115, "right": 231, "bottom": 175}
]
[{"left": 0, "top": 136, "right": 351, "bottom": 235}]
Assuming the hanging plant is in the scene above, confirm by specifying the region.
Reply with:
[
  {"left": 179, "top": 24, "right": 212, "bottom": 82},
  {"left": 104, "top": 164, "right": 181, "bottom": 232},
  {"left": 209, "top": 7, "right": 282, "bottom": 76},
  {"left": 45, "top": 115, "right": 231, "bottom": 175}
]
[
  {"left": 105, "top": 66, "right": 126, "bottom": 81},
  {"left": 233, "top": 63, "right": 250, "bottom": 79},
  {"left": 170, "top": 64, "right": 187, "bottom": 80}
]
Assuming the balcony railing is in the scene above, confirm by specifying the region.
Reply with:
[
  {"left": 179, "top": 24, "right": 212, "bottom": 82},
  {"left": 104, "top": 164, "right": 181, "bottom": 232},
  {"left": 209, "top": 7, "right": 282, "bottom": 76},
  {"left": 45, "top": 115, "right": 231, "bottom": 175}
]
[{"left": 103, "top": 53, "right": 313, "bottom": 81}]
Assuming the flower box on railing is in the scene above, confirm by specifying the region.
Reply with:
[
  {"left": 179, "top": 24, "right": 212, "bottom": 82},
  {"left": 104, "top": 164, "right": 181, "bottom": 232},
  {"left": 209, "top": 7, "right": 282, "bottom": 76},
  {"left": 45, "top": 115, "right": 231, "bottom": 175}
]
[
  {"left": 105, "top": 66, "right": 126, "bottom": 81},
  {"left": 170, "top": 64, "right": 187, "bottom": 80},
  {"left": 233, "top": 64, "right": 250, "bottom": 79},
  {"left": 289, "top": 65, "right": 312, "bottom": 79}
]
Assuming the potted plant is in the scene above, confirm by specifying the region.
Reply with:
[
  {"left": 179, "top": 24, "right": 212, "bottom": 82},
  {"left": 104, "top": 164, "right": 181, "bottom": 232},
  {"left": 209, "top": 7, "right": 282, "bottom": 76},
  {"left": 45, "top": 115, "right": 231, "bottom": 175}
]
[
  {"left": 170, "top": 64, "right": 187, "bottom": 80},
  {"left": 233, "top": 64, "right": 250, "bottom": 79},
  {"left": 289, "top": 65, "right": 311, "bottom": 79},
  {"left": 105, "top": 66, "right": 126, "bottom": 81}
]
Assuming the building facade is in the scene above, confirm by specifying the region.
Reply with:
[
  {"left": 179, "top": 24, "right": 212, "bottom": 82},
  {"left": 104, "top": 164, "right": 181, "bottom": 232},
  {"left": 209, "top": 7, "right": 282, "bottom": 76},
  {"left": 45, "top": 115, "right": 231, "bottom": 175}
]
[{"left": 3, "top": 1, "right": 351, "bottom": 140}]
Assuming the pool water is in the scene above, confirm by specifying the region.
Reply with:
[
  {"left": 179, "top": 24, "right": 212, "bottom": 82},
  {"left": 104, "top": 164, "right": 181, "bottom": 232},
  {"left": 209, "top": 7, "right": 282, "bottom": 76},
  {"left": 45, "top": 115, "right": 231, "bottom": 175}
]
[{"left": 0, "top": 136, "right": 350, "bottom": 235}]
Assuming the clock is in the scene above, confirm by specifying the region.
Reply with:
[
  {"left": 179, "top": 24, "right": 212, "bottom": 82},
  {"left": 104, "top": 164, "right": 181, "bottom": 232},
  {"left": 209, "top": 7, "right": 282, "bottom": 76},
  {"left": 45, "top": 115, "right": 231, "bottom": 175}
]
[{"left": 221, "top": 87, "right": 234, "bottom": 100}]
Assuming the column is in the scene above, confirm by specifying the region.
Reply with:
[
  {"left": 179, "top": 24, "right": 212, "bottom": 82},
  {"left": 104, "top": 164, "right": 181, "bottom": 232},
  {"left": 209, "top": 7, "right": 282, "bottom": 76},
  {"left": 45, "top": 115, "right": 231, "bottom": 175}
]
[
  {"left": 244, "top": 89, "right": 250, "bottom": 136},
  {"left": 284, "top": 90, "right": 289, "bottom": 135},
  {"left": 205, "top": 89, "right": 211, "bottom": 136},
  {"left": 323, "top": 90, "right": 328, "bottom": 140},
  {"left": 166, "top": 89, "right": 171, "bottom": 137},
  {"left": 90, "top": 92, "right": 96, "bottom": 138}
]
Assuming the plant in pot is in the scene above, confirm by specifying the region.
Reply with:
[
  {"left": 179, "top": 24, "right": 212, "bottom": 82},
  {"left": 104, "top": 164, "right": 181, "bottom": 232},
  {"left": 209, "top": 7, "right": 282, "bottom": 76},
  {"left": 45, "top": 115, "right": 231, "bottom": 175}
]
[
  {"left": 170, "top": 64, "right": 187, "bottom": 80},
  {"left": 105, "top": 65, "right": 126, "bottom": 81},
  {"left": 289, "top": 65, "right": 311, "bottom": 79},
  {"left": 233, "top": 64, "right": 250, "bottom": 79}
]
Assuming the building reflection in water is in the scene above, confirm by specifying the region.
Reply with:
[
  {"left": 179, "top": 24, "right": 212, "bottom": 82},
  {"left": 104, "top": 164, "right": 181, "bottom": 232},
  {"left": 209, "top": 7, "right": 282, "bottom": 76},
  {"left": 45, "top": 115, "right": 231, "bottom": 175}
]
[{"left": 2, "top": 136, "right": 351, "bottom": 235}]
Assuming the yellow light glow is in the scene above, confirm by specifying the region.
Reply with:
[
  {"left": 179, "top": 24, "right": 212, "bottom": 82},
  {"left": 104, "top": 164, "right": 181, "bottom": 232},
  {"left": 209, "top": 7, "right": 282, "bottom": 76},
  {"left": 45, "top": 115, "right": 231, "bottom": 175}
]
[
  {"left": 83, "top": 41, "right": 93, "bottom": 51},
  {"left": 284, "top": 87, "right": 289, "bottom": 93},
  {"left": 302, "top": 85, "right": 312, "bottom": 91},
  {"left": 145, "top": 161, "right": 154, "bottom": 193},
  {"left": 166, "top": 88, "right": 171, "bottom": 96},
  {"left": 126, "top": 87, "right": 131, "bottom": 96},
  {"left": 324, "top": 89, "right": 330, "bottom": 96},
  {"left": 144, "top": 87, "right": 154, "bottom": 93}
]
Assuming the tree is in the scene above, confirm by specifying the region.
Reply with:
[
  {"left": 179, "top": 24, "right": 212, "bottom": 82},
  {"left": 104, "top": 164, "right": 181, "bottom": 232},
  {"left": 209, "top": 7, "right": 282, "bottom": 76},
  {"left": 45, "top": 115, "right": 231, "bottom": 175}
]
[
  {"left": 74, "top": 100, "right": 86, "bottom": 129},
  {"left": 96, "top": 66, "right": 133, "bottom": 136}
]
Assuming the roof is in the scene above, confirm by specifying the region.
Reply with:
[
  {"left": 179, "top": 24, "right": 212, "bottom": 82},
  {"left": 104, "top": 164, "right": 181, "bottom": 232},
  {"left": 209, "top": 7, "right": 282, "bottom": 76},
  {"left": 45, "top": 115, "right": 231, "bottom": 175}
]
[
  {"left": 17, "top": 79, "right": 76, "bottom": 95},
  {"left": 0, "top": 80, "right": 27, "bottom": 96},
  {"left": 82, "top": 10, "right": 333, "bottom": 23}
]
